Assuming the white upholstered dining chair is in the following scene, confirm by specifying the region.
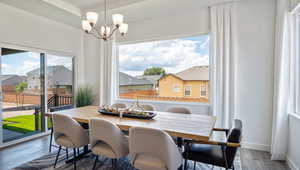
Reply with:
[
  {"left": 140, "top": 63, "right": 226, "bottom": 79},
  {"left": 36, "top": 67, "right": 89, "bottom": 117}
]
[
  {"left": 129, "top": 127, "right": 183, "bottom": 170},
  {"left": 52, "top": 113, "right": 89, "bottom": 170},
  {"left": 89, "top": 118, "right": 129, "bottom": 169}
]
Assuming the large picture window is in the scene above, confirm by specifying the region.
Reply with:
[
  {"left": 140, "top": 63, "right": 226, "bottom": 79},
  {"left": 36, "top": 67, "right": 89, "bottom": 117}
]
[{"left": 118, "top": 35, "right": 210, "bottom": 103}]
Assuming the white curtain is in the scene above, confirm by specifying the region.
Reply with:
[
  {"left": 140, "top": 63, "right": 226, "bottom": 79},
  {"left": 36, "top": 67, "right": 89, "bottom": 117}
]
[
  {"left": 99, "top": 38, "right": 117, "bottom": 106},
  {"left": 210, "top": 3, "right": 236, "bottom": 128},
  {"left": 271, "top": 0, "right": 296, "bottom": 160}
]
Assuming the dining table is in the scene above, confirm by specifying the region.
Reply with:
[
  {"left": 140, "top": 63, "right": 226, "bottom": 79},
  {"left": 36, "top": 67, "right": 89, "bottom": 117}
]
[
  {"left": 46, "top": 105, "right": 217, "bottom": 142},
  {"left": 46, "top": 105, "right": 217, "bottom": 162}
]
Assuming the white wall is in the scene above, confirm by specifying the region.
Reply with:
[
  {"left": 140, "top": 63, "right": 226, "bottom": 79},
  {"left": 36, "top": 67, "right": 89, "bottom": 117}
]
[
  {"left": 287, "top": 115, "right": 300, "bottom": 169},
  {"left": 120, "top": 9, "right": 209, "bottom": 43},
  {"left": 235, "top": 0, "right": 276, "bottom": 151},
  {"left": 83, "top": 35, "right": 101, "bottom": 104}
]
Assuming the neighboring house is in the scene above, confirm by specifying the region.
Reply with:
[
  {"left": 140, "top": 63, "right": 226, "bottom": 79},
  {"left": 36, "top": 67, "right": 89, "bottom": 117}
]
[
  {"left": 26, "top": 65, "right": 72, "bottom": 93},
  {"left": 136, "top": 75, "right": 162, "bottom": 90},
  {"left": 119, "top": 72, "right": 154, "bottom": 94},
  {"left": 158, "top": 66, "right": 209, "bottom": 98},
  {"left": 0, "top": 75, "right": 26, "bottom": 93}
]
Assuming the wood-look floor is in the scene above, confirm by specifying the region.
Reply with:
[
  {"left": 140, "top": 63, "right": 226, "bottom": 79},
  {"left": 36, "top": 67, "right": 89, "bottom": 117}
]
[{"left": 0, "top": 136, "right": 290, "bottom": 170}]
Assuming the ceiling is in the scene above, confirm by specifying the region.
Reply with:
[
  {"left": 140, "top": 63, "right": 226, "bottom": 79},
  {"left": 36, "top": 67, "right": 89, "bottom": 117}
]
[
  {"left": 0, "top": 0, "right": 225, "bottom": 28},
  {"left": 0, "top": 0, "right": 149, "bottom": 28}
]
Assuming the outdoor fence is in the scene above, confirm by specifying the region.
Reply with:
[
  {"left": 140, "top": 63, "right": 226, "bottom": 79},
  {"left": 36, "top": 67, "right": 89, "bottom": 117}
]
[{"left": 120, "top": 90, "right": 209, "bottom": 103}]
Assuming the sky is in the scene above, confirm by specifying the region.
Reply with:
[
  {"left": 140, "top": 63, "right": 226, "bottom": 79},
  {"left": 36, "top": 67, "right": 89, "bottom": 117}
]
[
  {"left": 119, "top": 34, "right": 209, "bottom": 76},
  {"left": 2, "top": 52, "right": 72, "bottom": 76}
]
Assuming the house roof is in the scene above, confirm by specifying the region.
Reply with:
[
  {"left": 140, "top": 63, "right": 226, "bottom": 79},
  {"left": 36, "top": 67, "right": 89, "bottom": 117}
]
[
  {"left": 135, "top": 75, "right": 162, "bottom": 84},
  {"left": 0, "top": 75, "right": 26, "bottom": 86},
  {"left": 27, "top": 65, "right": 70, "bottom": 75},
  {"left": 27, "top": 65, "right": 72, "bottom": 86},
  {"left": 175, "top": 66, "right": 209, "bottom": 81},
  {"left": 119, "top": 72, "right": 153, "bottom": 86},
  {"left": 159, "top": 66, "right": 209, "bottom": 81}
]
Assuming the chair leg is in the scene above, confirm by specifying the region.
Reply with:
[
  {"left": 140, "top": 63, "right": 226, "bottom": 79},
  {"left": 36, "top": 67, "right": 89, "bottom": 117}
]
[
  {"left": 92, "top": 155, "right": 98, "bottom": 170},
  {"left": 221, "top": 145, "right": 229, "bottom": 170},
  {"left": 49, "top": 127, "right": 53, "bottom": 152},
  {"left": 114, "top": 159, "right": 117, "bottom": 168},
  {"left": 66, "top": 148, "right": 69, "bottom": 160},
  {"left": 184, "top": 158, "right": 188, "bottom": 170},
  {"left": 178, "top": 164, "right": 184, "bottom": 170},
  {"left": 73, "top": 148, "right": 77, "bottom": 170},
  {"left": 54, "top": 145, "right": 61, "bottom": 168},
  {"left": 193, "top": 161, "right": 196, "bottom": 170}
]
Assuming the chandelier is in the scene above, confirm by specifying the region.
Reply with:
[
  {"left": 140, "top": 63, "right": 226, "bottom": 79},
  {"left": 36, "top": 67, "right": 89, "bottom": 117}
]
[{"left": 81, "top": 0, "right": 128, "bottom": 41}]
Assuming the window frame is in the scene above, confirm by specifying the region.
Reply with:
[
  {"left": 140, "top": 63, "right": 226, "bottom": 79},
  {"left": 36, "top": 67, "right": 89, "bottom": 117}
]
[
  {"left": 115, "top": 33, "right": 211, "bottom": 105},
  {"left": 200, "top": 84, "right": 207, "bottom": 97},
  {"left": 184, "top": 85, "right": 192, "bottom": 97},
  {"left": 295, "top": 14, "right": 300, "bottom": 115}
]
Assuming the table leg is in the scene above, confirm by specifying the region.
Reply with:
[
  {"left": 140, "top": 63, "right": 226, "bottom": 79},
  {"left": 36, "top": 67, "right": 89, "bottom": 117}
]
[{"left": 177, "top": 137, "right": 183, "bottom": 148}]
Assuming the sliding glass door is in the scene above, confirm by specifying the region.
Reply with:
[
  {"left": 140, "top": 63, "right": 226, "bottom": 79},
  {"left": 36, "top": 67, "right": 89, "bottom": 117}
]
[
  {"left": 0, "top": 48, "right": 45, "bottom": 143},
  {"left": 0, "top": 47, "right": 74, "bottom": 145}
]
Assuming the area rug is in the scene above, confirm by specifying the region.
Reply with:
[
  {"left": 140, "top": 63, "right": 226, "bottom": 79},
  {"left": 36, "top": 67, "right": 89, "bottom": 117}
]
[{"left": 13, "top": 150, "right": 242, "bottom": 170}]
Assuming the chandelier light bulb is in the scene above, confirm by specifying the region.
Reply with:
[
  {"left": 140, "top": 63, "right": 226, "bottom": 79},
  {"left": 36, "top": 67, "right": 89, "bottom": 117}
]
[
  {"left": 112, "top": 14, "right": 124, "bottom": 26},
  {"left": 105, "top": 26, "right": 111, "bottom": 35},
  {"left": 119, "top": 23, "right": 128, "bottom": 34},
  {"left": 100, "top": 26, "right": 105, "bottom": 36},
  {"left": 86, "top": 12, "right": 98, "bottom": 26},
  {"left": 82, "top": 20, "right": 92, "bottom": 32}
]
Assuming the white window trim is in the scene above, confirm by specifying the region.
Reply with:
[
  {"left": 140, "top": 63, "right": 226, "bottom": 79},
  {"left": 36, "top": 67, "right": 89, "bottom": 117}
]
[
  {"left": 295, "top": 14, "right": 300, "bottom": 115},
  {"left": 184, "top": 85, "right": 192, "bottom": 97},
  {"left": 200, "top": 85, "right": 207, "bottom": 97}
]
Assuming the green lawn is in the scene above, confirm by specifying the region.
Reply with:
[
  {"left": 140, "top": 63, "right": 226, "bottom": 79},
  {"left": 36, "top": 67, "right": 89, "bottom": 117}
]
[{"left": 3, "top": 115, "right": 52, "bottom": 134}]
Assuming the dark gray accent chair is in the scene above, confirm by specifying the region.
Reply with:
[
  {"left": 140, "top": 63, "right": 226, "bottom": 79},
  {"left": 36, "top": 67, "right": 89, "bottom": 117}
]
[{"left": 183, "top": 119, "right": 242, "bottom": 170}]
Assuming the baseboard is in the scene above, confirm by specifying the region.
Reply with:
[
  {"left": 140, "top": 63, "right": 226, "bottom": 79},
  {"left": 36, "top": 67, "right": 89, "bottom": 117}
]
[
  {"left": 287, "top": 156, "right": 299, "bottom": 170},
  {"left": 0, "top": 132, "right": 50, "bottom": 149},
  {"left": 241, "top": 142, "right": 270, "bottom": 152}
]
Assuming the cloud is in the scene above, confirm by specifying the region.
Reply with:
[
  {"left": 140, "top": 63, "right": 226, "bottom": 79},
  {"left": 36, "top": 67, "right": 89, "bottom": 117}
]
[
  {"left": 119, "top": 36, "right": 209, "bottom": 76},
  {"left": 2, "top": 53, "right": 72, "bottom": 76}
]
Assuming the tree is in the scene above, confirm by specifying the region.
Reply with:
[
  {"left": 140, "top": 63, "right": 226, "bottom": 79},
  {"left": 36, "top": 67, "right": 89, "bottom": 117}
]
[
  {"left": 143, "top": 67, "right": 166, "bottom": 76},
  {"left": 15, "top": 82, "right": 28, "bottom": 107}
]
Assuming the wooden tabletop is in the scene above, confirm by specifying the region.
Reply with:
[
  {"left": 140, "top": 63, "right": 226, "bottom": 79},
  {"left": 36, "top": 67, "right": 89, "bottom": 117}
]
[{"left": 46, "top": 105, "right": 216, "bottom": 142}]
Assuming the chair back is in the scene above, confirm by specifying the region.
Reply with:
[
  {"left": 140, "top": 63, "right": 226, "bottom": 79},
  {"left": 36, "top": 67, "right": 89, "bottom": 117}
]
[
  {"left": 226, "top": 119, "right": 242, "bottom": 168},
  {"left": 89, "top": 118, "right": 129, "bottom": 158},
  {"left": 166, "top": 107, "right": 191, "bottom": 114},
  {"left": 129, "top": 127, "right": 182, "bottom": 170},
  {"left": 112, "top": 103, "right": 126, "bottom": 109},
  {"left": 141, "top": 104, "right": 155, "bottom": 111},
  {"left": 52, "top": 113, "right": 89, "bottom": 147}
]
